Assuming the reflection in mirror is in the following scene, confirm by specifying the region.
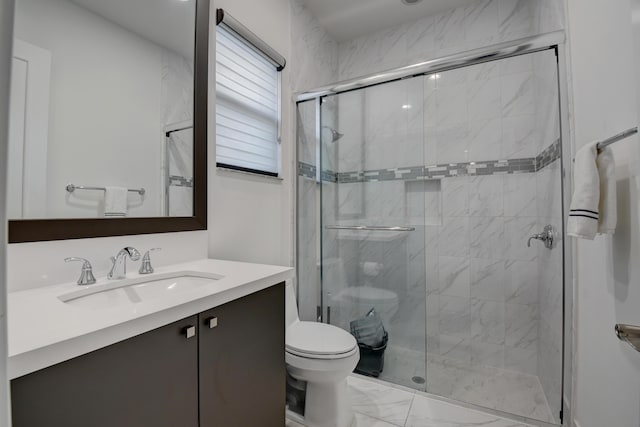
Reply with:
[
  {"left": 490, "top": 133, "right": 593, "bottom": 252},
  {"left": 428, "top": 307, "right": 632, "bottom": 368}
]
[{"left": 9, "top": 0, "right": 196, "bottom": 219}]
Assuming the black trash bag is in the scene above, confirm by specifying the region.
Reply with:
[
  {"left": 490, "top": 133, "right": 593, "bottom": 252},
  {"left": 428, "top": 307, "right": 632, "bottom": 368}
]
[
  {"left": 349, "top": 308, "right": 385, "bottom": 347},
  {"left": 350, "top": 308, "right": 389, "bottom": 377}
]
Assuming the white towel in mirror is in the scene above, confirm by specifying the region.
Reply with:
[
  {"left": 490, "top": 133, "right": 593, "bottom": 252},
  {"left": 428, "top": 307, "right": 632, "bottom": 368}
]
[{"left": 104, "top": 186, "right": 128, "bottom": 217}]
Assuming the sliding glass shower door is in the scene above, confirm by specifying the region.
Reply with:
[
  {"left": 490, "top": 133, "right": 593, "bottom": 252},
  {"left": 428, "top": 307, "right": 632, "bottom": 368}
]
[
  {"left": 319, "top": 77, "right": 428, "bottom": 388},
  {"left": 420, "top": 49, "right": 564, "bottom": 424},
  {"left": 306, "top": 47, "right": 565, "bottom": 425}
]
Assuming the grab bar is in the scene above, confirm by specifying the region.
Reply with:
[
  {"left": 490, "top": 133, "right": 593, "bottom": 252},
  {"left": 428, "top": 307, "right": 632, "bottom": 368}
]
[
  {"left": 615, "top": 324, "right": 640, "bottom": 352},
  {"left": 325, "top": 225, "right": 415, "bottom": 232}
]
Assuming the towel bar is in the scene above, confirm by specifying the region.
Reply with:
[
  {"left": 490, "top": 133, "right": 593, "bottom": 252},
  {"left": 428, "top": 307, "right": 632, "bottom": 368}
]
[
  {"left": 66, "top": 184, "right": 145, "bottom": 196},
  {"left": 596, "top": 127, "right": 638, "bottom": 152}
]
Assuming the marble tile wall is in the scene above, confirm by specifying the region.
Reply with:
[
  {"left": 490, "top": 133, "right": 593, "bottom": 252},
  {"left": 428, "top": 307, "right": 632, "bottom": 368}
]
[
  {"left": 292, "top": 0, "right": 339, "bottom": 320},
  {"left": 332, "top": 52, "right": 553, "bottom": 380},
  {"left": 296, "top": 57, "right": 563, "bottom": 384},
  {"left": 337, "top": 0, "right": 565, "bottom": 81},
  {"left": 424, "top": 172, "right": 540, "bottom": 376},
  {"left": 161, "top": 50, "right": 193, "bottom": 126},
  {"left": 290, "top": 0, "right": 338, "bottom": 94}
]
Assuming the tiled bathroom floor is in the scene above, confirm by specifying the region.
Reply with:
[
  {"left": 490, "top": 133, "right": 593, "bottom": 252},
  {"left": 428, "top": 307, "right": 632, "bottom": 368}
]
[
  {"left": 286, "top": 375, "right": 535, "bottom": 427},
  {"left": 379, "top": 346, "right": 554, "bottom": 423}
]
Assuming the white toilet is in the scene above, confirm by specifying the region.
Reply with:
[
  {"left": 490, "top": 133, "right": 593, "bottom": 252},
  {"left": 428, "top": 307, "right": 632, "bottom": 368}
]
[{"left": 285, "top": 283, "right": 360, "bottom": 427}]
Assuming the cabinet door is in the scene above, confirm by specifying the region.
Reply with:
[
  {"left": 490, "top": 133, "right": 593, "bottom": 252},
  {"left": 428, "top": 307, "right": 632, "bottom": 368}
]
[
  {"left": 11, "top": 315, "right": 199, "bottom": 427},
  {"left": 199, "top": 283, "right": 285, "bottom": 427}
]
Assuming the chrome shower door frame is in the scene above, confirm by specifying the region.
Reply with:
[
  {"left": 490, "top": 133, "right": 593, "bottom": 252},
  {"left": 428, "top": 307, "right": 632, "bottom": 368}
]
[{"left": 294, "top": 30, "right": 574, "bottom": 426}]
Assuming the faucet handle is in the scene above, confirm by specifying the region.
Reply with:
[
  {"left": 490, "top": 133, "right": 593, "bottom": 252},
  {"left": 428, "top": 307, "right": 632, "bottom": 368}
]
[
  {"left": 139, "top": 248, "right": 161, "bottom": 274},
  {"left": 65, "top": 257, "right": 97, "bottom": 286}
]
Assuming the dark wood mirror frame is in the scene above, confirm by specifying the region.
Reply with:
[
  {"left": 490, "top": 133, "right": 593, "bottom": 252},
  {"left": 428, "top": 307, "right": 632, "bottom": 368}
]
[{"left": 8, "top": 0, "right": 209, "bottom": 243}]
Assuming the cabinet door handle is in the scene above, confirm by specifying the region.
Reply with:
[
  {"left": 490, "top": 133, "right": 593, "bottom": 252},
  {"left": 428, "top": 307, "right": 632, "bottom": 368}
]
[
  {"left": 206, "top": 317, "right": 218, "bottom": 329},
  {"left": 184, "top": 325, "right": 196, "bottom": 339}
]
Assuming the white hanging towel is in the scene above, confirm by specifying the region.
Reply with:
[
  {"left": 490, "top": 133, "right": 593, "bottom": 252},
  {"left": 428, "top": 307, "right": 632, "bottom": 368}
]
[
  {"left": 567, "top": 142, "right": 617, "bottom": 239},
  {"left": 104, "top": 186, "right": 128, "bottom": 217},
  {"left": 596, "top": 147, "right": 617, "bottom": 234}
]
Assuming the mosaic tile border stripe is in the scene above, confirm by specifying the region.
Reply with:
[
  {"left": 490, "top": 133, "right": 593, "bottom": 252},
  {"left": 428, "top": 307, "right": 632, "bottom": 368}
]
[
  {"left": 298, "top": 139, "right": 561, "bottom": 182},
  {"left": 336, "top": 158, "right": 536, "bottom": 183},
  {"left": 536, "top": 139, "right": 561, "bottom": 171},
  {"left": 297, "top": 162, "right": 337, "bottom": 182},
  {"left": 169, "top": 175, "right": 193, "bottom": 188},
  {"left": 297, "top": 162, "right": 316, "bottom": 179}
]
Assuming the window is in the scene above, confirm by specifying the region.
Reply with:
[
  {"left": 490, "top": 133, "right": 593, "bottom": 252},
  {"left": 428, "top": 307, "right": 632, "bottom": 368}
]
[{"left": 215, "top": 10, "right": 285, "bottom": 177}]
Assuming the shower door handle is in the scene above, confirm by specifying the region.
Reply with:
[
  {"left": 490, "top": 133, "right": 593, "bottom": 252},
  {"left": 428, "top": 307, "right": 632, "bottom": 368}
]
[{"left": 326, "top": 225, "right": 416, "bottom": 232}]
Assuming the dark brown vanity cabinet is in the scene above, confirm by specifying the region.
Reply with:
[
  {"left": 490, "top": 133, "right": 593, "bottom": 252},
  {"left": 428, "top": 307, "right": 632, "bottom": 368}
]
[
  {"left": 11, "top": 315, "right": 200, "bottom": 427},
  {"left": 10, "top": 283, "right": 285, "bottom": 427},
  {"left": 199, "top": 282, "right": 285, "bottom": 427}
]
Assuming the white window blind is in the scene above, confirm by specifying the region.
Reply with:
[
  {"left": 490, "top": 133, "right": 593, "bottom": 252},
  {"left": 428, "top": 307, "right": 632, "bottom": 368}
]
[{"left": 216, "top": 24, "right": 280, "bottom": 176}]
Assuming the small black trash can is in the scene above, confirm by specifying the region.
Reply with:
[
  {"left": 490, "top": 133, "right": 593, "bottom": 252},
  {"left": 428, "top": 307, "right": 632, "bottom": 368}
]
[
  {"left": 354, "top": 331, "right": 388, "bottom": 377},
  {"left": 349, "top": 308, "right": 389, "bottom": 378}
]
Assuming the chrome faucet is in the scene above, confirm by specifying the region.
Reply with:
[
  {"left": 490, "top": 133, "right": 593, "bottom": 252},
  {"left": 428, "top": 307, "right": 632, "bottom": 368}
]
[{"left": 108, "top": 247, "right": 141, "bottom": 280}]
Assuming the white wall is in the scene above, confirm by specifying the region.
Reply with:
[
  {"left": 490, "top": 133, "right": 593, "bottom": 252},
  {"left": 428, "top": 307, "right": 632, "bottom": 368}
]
[
  {"left": 208, "top": 0, "right": 294, "bottom": 267},
  {"left": 14, "top": 0, "right": 169, "bottom": 218},
  {"left": 0, "top": 0, "right": 13, "bottom": 422},
  {"left": 567, "top": 0, "right": 640, "bottom": 426}
]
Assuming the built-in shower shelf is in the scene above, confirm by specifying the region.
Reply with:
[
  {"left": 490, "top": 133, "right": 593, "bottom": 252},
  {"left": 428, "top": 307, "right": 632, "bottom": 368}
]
[{"left": 405, "top": 179, "right": 442, "bottom": 227}]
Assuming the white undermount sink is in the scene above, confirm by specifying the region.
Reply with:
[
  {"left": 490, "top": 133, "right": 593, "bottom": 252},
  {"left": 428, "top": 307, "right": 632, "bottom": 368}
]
[{"left": 58, "top": 271, "right": 224, "bottom": 310}]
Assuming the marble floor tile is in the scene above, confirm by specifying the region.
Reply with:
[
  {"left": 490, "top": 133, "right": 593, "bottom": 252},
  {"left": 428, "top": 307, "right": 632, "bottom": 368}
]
[
  {"left": 288, "top": 373, "right": 545, "bottom": 427},
  {"left": 372, "top": 348, "right": 553, "bottom": 422},
  {"left": 367, "top": 346, "right": 553, "bottom": 423},
  {"left": 406, "top": 394, "right": 533, "bottom": 427},
  {"left": 286, "top": 412, "right": 400, "bottom": 427},
  {"left": 425, "top": 354, "right": 554, "bottom": 423},
  {"left": 354, "top": 412, "right": 404, "bottom": 427},
  {"left": 378, "top": 345, "right": 427, "bottom": 390},
  {"left": 348, "top": 375, "right": 415, "bottom": 426}
]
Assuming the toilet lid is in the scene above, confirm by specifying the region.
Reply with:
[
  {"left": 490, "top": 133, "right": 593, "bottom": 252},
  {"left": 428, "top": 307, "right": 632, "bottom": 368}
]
[{"left": 286, "top": 321, "right": 357, "bottom": 357}]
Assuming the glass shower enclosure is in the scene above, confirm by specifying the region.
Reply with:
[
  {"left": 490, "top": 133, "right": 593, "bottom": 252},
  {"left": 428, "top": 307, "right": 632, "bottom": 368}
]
[
  {"left": 164, "top": 122, "right": 193, "bottom": 216},
  {"left": 297, "top": 46, "right": 566, "bottom": 425}
]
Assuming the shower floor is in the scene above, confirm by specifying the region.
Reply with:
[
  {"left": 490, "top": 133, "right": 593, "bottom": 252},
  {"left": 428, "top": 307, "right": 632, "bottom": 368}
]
[{"left": 378, "top": 345, "right": 555, "bottom": 424}]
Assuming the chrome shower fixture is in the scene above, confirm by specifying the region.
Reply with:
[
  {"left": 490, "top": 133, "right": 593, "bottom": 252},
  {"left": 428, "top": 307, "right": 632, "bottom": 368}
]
[{"left": 322, "top": 126, "right": 344, "bottom": 143}]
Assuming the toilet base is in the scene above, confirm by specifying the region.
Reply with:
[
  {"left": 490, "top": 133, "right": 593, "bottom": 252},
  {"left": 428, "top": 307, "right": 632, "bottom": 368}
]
[{"left": 286, "top": 378, "right": 355, "bottom": 427}]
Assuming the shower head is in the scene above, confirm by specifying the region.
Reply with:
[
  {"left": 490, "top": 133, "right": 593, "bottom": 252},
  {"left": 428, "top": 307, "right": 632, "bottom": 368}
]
[{"left": 322, "top": 126, "right": 345, "bottom": 143}]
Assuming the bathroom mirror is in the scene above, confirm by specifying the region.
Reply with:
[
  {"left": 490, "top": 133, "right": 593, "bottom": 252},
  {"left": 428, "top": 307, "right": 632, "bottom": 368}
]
[{"left": 8, "top": 0, "right": 209, "bottom": 242}]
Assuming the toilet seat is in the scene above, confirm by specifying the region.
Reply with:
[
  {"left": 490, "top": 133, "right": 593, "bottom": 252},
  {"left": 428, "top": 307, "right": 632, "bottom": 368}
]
[{"left": 286, "top": 321, "right": 357, "bottom": 360}]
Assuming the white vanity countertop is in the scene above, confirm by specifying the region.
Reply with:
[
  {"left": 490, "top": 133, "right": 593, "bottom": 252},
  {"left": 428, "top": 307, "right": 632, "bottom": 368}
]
[{"left": 8, "top": 258, "right": 294, "bottom": 379}]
